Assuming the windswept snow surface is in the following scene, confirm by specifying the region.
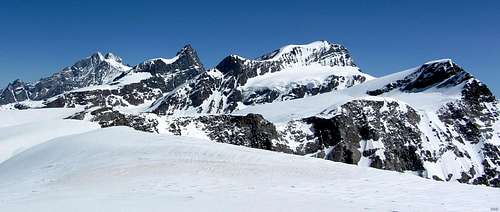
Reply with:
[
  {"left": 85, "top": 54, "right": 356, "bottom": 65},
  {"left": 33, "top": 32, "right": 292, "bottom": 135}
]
[
  {"left": 0, "top": 108, "right": 99, "bottom": 163},
  {"left": 0, "top": 108, "right": 83, "bottom": 128},
  {"left": 241, "top": 65, "right": 373, "bottom": 90},
  {"left": 0, "top": 127, "right": 499, "bottom": 212}
]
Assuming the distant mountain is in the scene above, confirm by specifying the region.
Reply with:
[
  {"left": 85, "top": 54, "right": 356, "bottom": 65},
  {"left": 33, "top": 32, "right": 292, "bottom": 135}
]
[
  {"left": 1, "top": 41, "right": 498, "bottom": 187},
  {"left": 0, "top": 52, "right": 131, "bottom": 105},
  {"left": 40, "top": 44, "right": 205, "bottom": 109}
]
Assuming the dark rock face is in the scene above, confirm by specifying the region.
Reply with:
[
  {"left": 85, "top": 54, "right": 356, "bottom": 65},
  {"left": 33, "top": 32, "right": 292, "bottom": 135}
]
[
  {"left": 0, "top": 80, "right": 31, "bottom": 104},
  {"left": 166, "top": 114, "right": 279, "bottom": 150},
  {"left": 66, "top": 107, "right": 158, "bottom": 133},
  {"left": 462, "top": 79, "right": 496, "bottom": 105},
  {"left": 480, "top": 143, "right": 500, "bottom": 187},
  {"left": 367, "top": 60, "right": 471, "bottom": 96},
  {"left": 403, "top": 60, "right": 466, "bottom": 92},
  {"left": 68, "top": 108, "right": 280, "bottom": 151},
  {"left": 436, "top": 79, "right": 499, "bottom": 186},
  {"left": 301, "top": 100, "right": 425, "bottom": 172},
  {"left": 0, "top": 52, "right": 130, "bottom": 105}
]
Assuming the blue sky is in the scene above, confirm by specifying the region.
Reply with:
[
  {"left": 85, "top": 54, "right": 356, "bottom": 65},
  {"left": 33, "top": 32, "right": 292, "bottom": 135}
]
[{"left": 1, "top": 0, "right": 499, "bottom": 94}]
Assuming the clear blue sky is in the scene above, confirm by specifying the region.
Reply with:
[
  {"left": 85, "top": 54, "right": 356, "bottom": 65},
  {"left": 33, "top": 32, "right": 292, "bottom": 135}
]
[{"left": 1, "top": 0, "right": 499, "bottom": 94}]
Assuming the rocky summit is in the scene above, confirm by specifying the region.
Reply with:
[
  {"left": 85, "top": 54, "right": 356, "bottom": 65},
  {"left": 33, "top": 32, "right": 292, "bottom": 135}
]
[{"left": 1, "top": 41, "right": 499, "bottom": 187}]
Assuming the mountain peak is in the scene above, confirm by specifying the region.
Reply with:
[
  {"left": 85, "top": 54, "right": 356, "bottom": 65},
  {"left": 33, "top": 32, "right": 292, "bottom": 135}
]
[
  {"left": 175, "top": 44, "right": 204, "bottom": 69},
  {"left": 141, "top": 44, "right": 203, "bottom": 68},
  {"left": 177, "top": 44, "right": 195, "bottom": 55},
  {"left": 257, "top": 40, "right": 333, "bottom": 60},
  {"left": 254, "top": 40, "right": 356, "bottom": 67},
  {"left": 10, "top": 79, "right": 25, "bottom": 85},
  {"left": 89, "top": 52, "right": 104, "bottom": 61},
  {"left": 104, "top": 53, "right": 123, "bottom": 63},
  {"left": 424, "top": 58, "right": 454, "bottom": 65},
  {"left": 419, "top": 58, "right": 461, "bottom": 75}
]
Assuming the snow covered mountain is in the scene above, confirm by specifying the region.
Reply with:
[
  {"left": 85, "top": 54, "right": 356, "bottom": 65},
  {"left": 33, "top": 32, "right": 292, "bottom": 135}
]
[
  {"left": 0, "top": 52, "right": 131, "bottom": 105},
  {"left": 1, "top": 41, "right": 499, "bottom": 189},
  {"left": 151, "top": 41, "right": 372, "bottom": 115}
]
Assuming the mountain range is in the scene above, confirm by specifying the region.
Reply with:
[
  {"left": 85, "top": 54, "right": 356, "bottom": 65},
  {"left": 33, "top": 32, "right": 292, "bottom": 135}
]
[{"left": 1, "top": 40, "right": 499, "bottom": 188}]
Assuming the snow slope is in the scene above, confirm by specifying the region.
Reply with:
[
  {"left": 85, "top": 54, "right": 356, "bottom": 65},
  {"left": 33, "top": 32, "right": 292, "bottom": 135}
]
[
  {"left": 0, "top": 108, "right": 99, "bottom": 163},
  {"left": 0, "top": 108, "right": 85, "bottom": 128},
  {"left": 0, "top": 126, "right": 499, "bottom": 212}
]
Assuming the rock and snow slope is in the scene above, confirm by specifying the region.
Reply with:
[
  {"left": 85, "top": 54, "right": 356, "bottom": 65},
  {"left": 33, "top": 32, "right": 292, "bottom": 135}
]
[{"left": 0, "top": 127, "right": 499, "bottom": 212}]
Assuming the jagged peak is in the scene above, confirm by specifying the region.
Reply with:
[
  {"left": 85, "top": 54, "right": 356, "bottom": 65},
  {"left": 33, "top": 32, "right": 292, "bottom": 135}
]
[
  {"left": 89, "top": 51, "right": 105, "bottom": 61},
  {"left": 104, "top": 52, "right": 123, "bottom": 63},
  {"left": 176, "top": 44, "right": 203, "bottom": 68},
  {"left": 140, "top": 44, "right": 203, "bottom": 69},
  {"left": 177, "top": 44, "right": 195, "bottom": 56}
]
